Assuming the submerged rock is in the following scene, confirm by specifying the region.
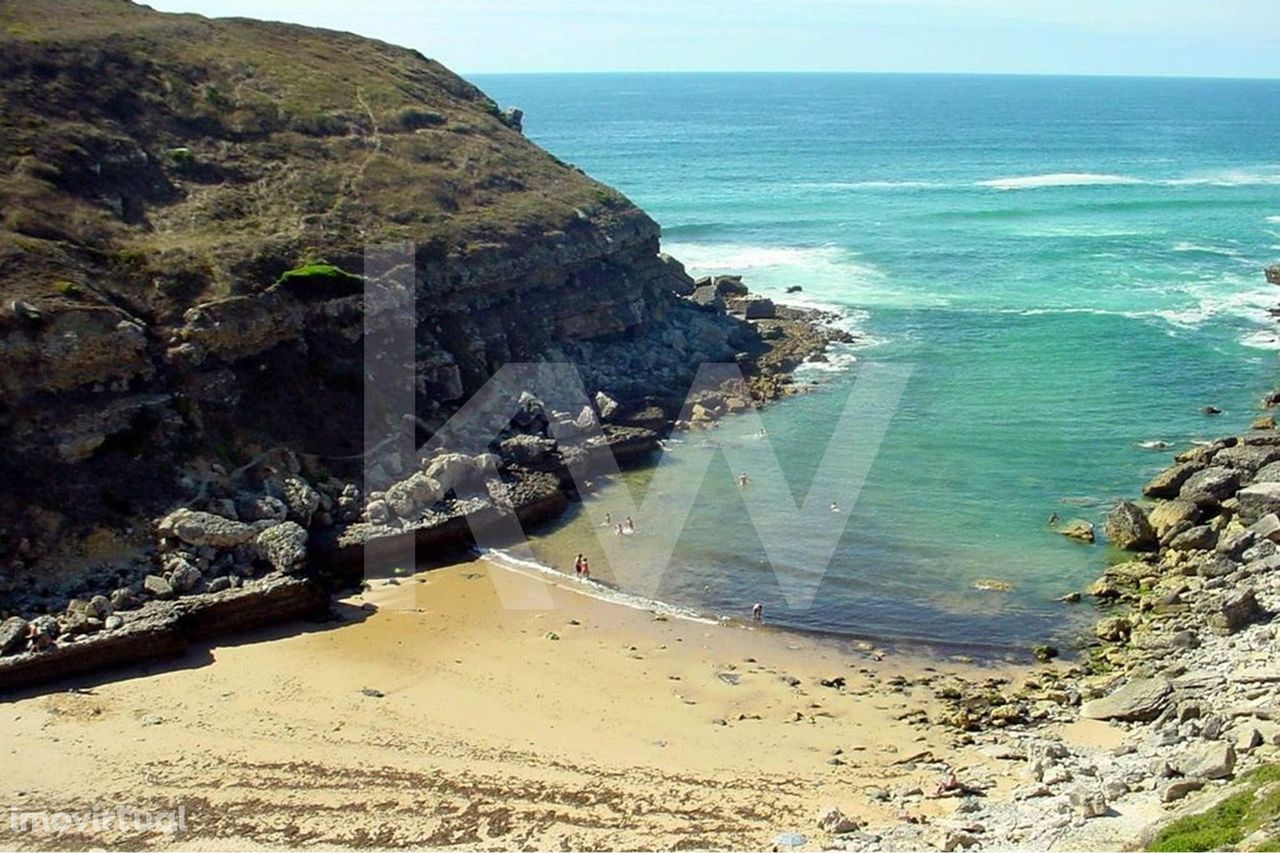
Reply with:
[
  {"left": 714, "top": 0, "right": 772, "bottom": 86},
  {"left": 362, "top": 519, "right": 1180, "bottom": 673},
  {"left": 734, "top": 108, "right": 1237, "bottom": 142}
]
[{"left": 1057, "top": 520, "right": 1096, "bottom": 543}]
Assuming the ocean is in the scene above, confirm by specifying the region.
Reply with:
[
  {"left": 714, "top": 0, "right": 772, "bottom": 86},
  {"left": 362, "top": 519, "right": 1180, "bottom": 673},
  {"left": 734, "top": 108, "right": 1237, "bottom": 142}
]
[{"left": 472, "top": 72, "right": 1280, "bottom": 655}]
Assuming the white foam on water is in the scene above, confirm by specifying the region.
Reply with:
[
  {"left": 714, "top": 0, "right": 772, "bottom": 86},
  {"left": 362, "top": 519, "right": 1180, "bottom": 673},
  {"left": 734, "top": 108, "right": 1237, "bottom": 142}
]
[
  {"left": 663, "top": 242, "right": 874, "bottom": 277},
  {"left": 1013, "top": 225, "right": 1149, "bottom": 239},
  {"left": 1241, "top": 329, "right": 1280, "bottom": 351},
  {"left": 1172, "top": 241, "right": 1241, "bottom": 257},
  {"left": 476, "top": 547, "right": 718, "bottom": 624},
  {"left": 1163, "top": 167, "right": 1280, "bottom": 187},
  {"left": 1266, "top": 216, "right": 1280, "bottom": 224},
  {"left": 1147, "top": 275, "right": 1280, "bottom": 337},
  {"left": 803, "top": 179, "right": 949, "bottom": 191},
  {"left": 978, "top": 173, "right": 1145, "bottom": 190},
  {"left": 976, "top": 167, "right": 1280, "bottom": 191}
]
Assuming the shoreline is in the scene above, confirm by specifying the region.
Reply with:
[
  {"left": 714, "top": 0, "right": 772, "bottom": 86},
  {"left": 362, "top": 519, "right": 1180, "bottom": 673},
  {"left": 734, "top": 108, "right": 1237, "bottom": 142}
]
[
  {"left": 0, "top": 278, "right": 857, "bottom": 694},
  {"left": 0, "top": 556, "right": 1074, "bottom": 851}
]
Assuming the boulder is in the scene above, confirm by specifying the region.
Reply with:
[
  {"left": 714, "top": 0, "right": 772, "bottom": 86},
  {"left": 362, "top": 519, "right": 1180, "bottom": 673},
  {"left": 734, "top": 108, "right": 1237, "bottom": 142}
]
[
  {"left": 87, "top": 594, "right": 113, "bottom": 619},
  {"left": 384, "top": 472, "right": 444, "bottom": 518},
  {"left": 1253, "top": 462, "right": 1280, "bottom": 483},
  {"left": 594, "top": 391, "right": 620, "bottom": 421},
  {"left": 278, "top": 476, "right": 321, "bottom": 525},
  {"left": 498, "top": 434, "right": 558, "bottom": 468},
  {"left": 1143, "top": 463, "right": 1202, "bottom": 499},
  {"left": 1104, "top": 501, "right": 1156, "bottom": 550},
  {"left": 1149, "top": 500, "right": 1204, "bottom": 539},
  {"left": 1168, "top": 525, "right": 1218, "bottom": 552},
  {"left": 656, "top": 253, "right": 695, "bottom": 296},
  {"left": 365, "top": 499, "right": 390, "bottom": 525},
  {"left": 158, "top": 509, "right": 260, "bottom": 548},
  {"left": 144, "top": 574, "right": 175, "bottom": 599},
  {"left": 1218, "top": 529, "right": 1257, "bottom": 560},
  {"left": 1175, "top": 741, "right": 1236, "bottom": 780},
  {"left": 110, "top": 587, "right": 140, "bottom": 611},
  {"left": 713, "top": 275, "right": 748, "bottom": 297},
  {"left": 1214, "top": 444, "right": 1280, "bottom": 472},
  {"left": 1211, "top": 588, "right": 1266, "bottom": 634},
  {"left": 1069, "top": 789, "right": 1108, "bottom": 820},
  {"left": 1095, "top": 616, "right": 1132, "bottom": 643},
  {"left": 1268, "top": 265, "right": 1280, "bottom": 286},
  {"left": 510, "top": 392, "right": 548, "bottom": 432},
  {"left": 741, "top": 298, "right": 776, "bottom": 320},
  {"left": 423, "top": 452, "right": 491, "bottom": 494},
  {"left": 817, "top": 807, "right": 861, "bottom": 835},
  {"left": 1179, "top": 466, "right": 1241, "bottom": 503},
  {"left": 236, "top": 494, "right": 289, "bottom": 523},
  {"left": 257, "top": 521, "right": 308, "bottom": 574},
  {"left": 573, "top": 405, "right": 599, "bottom": 432},
  {"left": 1251, "top": 514, "right": 1280, "bottom": 543},
  {"left": 165, "top": 557, "right": 203, "bottom": 594},
  {"left": 1080, "top": 678, "right": 1171, "bottom": 722},
  {"left": 1087, "top": 575, "right": 1127, "bottom": 600},
  {"left": 1238, "top": 483, "right": 1280, "bottom": 525},
  {"left": 1197, "top": 553, "right": 1241, "bottom": 578},
  {"left": 0, "top": 616, "right": 28, "bottom": 655},
  {"left": 206, "top": 576, "right": 234, "bottom": 594},
  {"left": 1162, "top": 779, "right": 1205, "bottom": 803},
  {"left": 690, "top": 285, "right": 723, "bottom": 308}
]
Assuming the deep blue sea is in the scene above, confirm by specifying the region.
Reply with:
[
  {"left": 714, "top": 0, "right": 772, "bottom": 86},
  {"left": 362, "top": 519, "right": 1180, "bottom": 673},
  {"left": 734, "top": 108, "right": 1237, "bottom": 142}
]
[{"left": 473, "top": 73, "right": 1280, "bottom": 654}]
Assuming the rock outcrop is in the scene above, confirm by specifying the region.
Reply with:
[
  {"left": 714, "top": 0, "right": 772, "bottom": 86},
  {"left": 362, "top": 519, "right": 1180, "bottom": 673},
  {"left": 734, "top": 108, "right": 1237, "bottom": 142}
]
[{"left": 0, "top": 0, "right": 795, "bottom": 605}]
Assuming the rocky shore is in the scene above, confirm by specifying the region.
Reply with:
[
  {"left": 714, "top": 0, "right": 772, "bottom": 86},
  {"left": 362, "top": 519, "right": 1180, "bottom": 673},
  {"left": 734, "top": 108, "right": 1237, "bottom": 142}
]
[
  {"left": 0, "top": 275, "right": 853, "bottom": 692},
  {"left": 809, "top": 266, "right": 1280, "bottom": 851}
]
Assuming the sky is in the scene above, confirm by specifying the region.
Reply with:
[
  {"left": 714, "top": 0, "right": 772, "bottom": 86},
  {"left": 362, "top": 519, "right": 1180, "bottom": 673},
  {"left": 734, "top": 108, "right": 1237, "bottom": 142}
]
[{"left": 145, "top": 0, "right": 1280, "bottom": 78}]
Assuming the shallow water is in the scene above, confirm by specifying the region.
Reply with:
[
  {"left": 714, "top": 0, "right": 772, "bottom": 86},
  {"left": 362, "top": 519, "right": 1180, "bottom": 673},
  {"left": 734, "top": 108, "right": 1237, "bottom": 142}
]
[{"left": 474, "top": 73, "right": 1280, "bottom": 651}]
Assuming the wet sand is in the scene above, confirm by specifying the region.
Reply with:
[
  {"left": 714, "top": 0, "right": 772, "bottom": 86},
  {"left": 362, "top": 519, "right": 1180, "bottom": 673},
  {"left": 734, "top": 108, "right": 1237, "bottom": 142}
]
[{"left": 2, "top": 560, "right": 1054, "bottom": 850}]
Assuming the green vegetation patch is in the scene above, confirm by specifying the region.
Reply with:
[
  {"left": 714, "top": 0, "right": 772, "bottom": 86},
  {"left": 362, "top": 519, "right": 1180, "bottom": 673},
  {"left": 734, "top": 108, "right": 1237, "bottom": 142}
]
[
  {"left": 276, "top": 263, "right": 363, "bottom": 288},
  {"left": 1149, "top": 765, "right": 1280, "bottom": 852}
]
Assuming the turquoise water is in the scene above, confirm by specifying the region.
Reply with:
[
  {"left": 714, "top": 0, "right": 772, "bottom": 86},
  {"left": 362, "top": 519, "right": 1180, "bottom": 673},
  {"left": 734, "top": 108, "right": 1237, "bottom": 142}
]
[{"left": 474, "top": 73, "right": 1280, "bottom": 652}]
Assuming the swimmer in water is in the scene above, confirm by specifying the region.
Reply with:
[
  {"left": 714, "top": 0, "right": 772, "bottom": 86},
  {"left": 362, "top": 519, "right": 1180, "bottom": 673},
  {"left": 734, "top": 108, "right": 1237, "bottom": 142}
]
[
  {"left": 830, "top": 501, "right": 840, "bottom": 513},
  {"left": 737, "top": 472, "right": 750, "bottom": 488}
]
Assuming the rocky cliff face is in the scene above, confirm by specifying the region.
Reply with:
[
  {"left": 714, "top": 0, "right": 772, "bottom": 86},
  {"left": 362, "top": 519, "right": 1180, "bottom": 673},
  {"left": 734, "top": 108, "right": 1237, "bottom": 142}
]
[{"left": 0, "top": 0, "right": 744, "bottom": 597}]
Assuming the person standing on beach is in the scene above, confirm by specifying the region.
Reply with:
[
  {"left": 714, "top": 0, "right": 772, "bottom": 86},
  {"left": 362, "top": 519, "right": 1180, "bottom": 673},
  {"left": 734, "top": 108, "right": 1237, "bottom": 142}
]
[
  {"left": 580, "top": 557, "right": 590, "bottom": 580},
  {"left": 752, "top": 602, "right": 763, "bottom": 622},
  {"left": 625, "top": 516, "right": 635, "bottom": 533},
  {"left": 573, "top": 554, "right": 584, "bottom": 577}
]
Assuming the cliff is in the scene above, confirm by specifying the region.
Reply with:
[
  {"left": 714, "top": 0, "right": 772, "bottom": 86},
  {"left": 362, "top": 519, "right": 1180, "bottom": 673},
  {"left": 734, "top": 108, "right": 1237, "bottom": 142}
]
[{"left": 0, "top": 0, "right": 759, "bottom": 603}]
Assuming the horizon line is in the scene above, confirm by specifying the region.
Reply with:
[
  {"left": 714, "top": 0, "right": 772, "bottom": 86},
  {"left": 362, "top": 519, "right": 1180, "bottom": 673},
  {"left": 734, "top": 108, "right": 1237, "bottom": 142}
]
[{"left": 463, "top": 68, "right": 1280, "bottom": 83}]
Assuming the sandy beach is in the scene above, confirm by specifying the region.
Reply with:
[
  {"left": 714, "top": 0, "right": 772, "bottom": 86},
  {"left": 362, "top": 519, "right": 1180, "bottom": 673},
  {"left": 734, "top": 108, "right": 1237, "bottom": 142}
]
[{"left": 0, "top": 559, "right": 1093, "bottom": 851}]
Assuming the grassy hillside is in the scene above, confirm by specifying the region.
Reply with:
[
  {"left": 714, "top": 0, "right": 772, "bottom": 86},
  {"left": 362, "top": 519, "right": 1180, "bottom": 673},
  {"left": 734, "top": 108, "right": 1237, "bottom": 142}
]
[{"left": 0, "top": 0, "right": 641, "bottom": 322}]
